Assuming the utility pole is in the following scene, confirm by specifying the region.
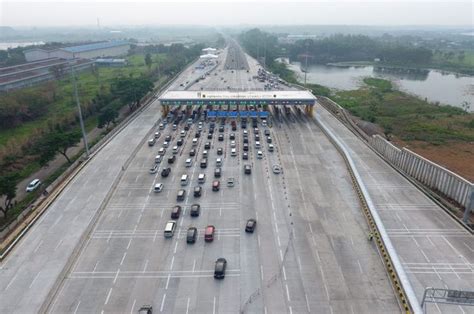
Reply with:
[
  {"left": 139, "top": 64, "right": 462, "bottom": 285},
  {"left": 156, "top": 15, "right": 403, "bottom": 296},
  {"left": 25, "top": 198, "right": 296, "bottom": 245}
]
[
  {"left": 70, "top": 64, "right": 90, "bottom": 158},
  {"left": 304, "top": 41, "right": 309, "bottom": 87}
]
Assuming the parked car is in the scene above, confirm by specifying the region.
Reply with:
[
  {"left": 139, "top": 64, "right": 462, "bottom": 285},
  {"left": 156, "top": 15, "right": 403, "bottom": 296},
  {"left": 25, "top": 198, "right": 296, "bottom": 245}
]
[{"left": 26, "top": 179, "right": 41, "bottom": 192}]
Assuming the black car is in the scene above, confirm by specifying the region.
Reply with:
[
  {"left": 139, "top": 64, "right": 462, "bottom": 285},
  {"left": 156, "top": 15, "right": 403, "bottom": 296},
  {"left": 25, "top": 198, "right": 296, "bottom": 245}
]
[
  {"left": 138, "top": 305, "right": 153, "bottom": 314},
  {"left": 195, "top": 132, "right": 201, "bottom": 138},
  {"left": 165, "top": 135, "right": 172, "bottom": 142},
  {"left": 190, "top": 204, "right": 201, "bottom": 217},
  {"left": 219, "top": 126, "right": 224, "bottom": 133},
  {"left": 214, "top": 167, "right": 221, "bottom": 178},
  {"left": 168, "top": 156, "right": 176, "bottom": 164},
  {"left": 194, "top": 186, "right": 202, "bottom": 197},
  {"left": 177, "top": 138, "right": 184, "bottom": 146},
  {"left": 229, "top": 133, "right": 235, "bottom": 140},
  {"left": 244, "top": 164, "right": 251, "bottom": 174},
  {"left": 255, "top": 135, "right": 260, "bottom": 141},
  {"left": 207, "top": 133, "right": 213, "bottom": 139},
  {"left": 184, "top": 125, "right": 190, "bottom": 131},
  {"left": 214, "top": 258, "right": 227, "bottom": 279},
  {"left": 243, "top": 143, "right": 249, "bottom": 151},
  {"left": 245, "top": 219, "right": 257, "bottom": 233},
  {"left": 171, "top": 205, "right": 182, "bottom": 219},
  {"left": 232, "top": 125, "right": 237, "bottom": 131},
  {"left": 264, "top": 129, "right": 270, "bottom": 136},
  {"left": 243, "top": 137, "right": 249, "bottom": 144},
  {"left": 186, "top": 227, "right": 198, "bottom": 244},
  {"left": 217, "top": 148, "right": 223, "bottom": 155},
  {"left": 161, "top": 167, "right": 171, "bottom": 177},
  {"left": 205, "top": 142, "right": 211, "bottom": 149},
  {"left": 218, "top": 134, "right": 224, "bottom": 141},
  {"left": 242, "top": 152, "right": 248, "bottom": 160},
  {"left": 189, "top": 149, "right": 196, "bottom": 156}
]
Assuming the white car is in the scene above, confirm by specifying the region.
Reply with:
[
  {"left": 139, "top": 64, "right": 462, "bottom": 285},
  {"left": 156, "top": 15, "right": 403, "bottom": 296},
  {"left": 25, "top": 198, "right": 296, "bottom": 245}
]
[
  {"left": 272, "top": 165, "right": 282, "bottom": 174},
  {"left": 26, "top": 179, "right": 41, "bottom": 192},
  {"left": 230, "top": 140, "right": 236, "bottom": 148},
  {"left": 227, "top": 177, "right": 235, "bottom": 187},
  {"left": 257, "top": 150, "right": 263, "bottom": 159},
  {"left": 154, "top": 183, "right": 164, "bottom": 193},
  {"left": 149, "top": 164, "right": 159, "bottom": 174},
  {"left": 231, "top": 148, "right": 237, "bottom": 156}
]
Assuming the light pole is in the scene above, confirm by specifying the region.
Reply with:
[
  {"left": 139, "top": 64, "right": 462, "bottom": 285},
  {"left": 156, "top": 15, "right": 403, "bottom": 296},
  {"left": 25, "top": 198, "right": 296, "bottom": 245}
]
[
  {"left": 70, "top": 63, "right": 90, "bottom": 158},
  {"left": 304, "top": 41, "right": 309, "bottom": 87}
]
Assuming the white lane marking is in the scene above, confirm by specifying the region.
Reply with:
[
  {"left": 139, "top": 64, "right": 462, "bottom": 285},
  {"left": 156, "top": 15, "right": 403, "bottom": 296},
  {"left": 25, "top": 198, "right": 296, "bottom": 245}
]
[
  {"left": 160, "top": 293, "right": 166, "bottom": 312},
  {"left": 130, "top": 299, "right": 136, "bottom": 314},
  {"left": 93, "top": 261, "right": 99, "bottom": 273},
  {"left": 285, "top": 284, "right": 291, "bottom": 301},
  {"left": 279, "top": 249, "right": 283, "bottom": 262},
  {"left": 264, "top": 306, "right": 268, "bottom": 314},
  {"left": 319, "top": 264, "right": 330, "bottom": 300},
  {"left": 186, "top": 298, "right": 190, "bottom": 314},
  {"left": 174, "top": 242, "right": 178, "bottom": 254},
  {"left": 142, "top": 259, "right": 149, "bottom": 273},
  {"left": 213, "top": 296, "right": 216, "bottom": 314},
  {"left": 127, "top": 238, "right": 132, "bottom": 250},
  {"left": 55, "top": 239, "right": 64, "bottom": 251},
  {"left": 34, "top": 240, "right": 43, "bottom": 253},
  {"left": 308, "top": 223, "right": 313, "bottom": 234},
  {"left": 113, "top": 268, "right": 120, "bottom": 284},
  {"left": 165, "top": 274, "right": 171, "bottom": 289},
  {"left": 120, "top": 253, "right": 127, "bottom": 266},
  {"left": 192, "top": 259, "right": 196, "bottom": 272},
  {"left": 277, "top": 235, "right": 281, "bottom": 247},
  {"left": 282, "top": 266, "right": 287, "bottom": 280},
  {"left": 260, "top": 265, "right": 264, "bottom": 281},
  {"left": 107, "top": 231, "right": 112, "bottom": 243},
  {"left": 305, "top": 293, "right": 311, "bottom": 312},
  {"left": 420, "top": 249, "right": 431, "bottom": 263},
  {"left": 289, "top": 306, "right": 293, "bottom": 314},
  {"left": 357, "top": 260, "right": 363, "bottom": 274},
  {"left": 5, "top": 273, "right": 18, "bottom": 291},
  {"left": 73, "top": 301, "right": 81, "bottom": 314},
  {"left": 105, "top": 287, "right": 113, "bottom": 305},
  {"left": 463, "top": 242, "right": 474, "bottom": 252},
  {"left": 153, "top": 230, "right": 158, "bottom": 242},
  {"left": 257, "top": 235, "right": 261, "bottom": 247},
  {"left": 426, "top": 236, "right": 435, "bottom": 247},
  {"left": 170, "top": 256, "right": 175, "bottom": 270},
  {"left": 29, "top": 271, "right": 41, "bottom": 288}
]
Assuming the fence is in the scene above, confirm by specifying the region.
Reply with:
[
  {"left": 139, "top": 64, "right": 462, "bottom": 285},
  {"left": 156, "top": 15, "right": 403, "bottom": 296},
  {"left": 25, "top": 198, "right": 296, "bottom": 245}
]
[{"left": 370, "top": 135, "right": 473, "bottom": 209}]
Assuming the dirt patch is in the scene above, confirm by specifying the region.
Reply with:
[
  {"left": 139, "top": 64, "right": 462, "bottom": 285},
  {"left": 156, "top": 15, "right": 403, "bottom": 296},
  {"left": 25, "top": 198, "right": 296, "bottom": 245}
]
[{"left": 391, "top": 139, "right": 474, "bottom": 182}]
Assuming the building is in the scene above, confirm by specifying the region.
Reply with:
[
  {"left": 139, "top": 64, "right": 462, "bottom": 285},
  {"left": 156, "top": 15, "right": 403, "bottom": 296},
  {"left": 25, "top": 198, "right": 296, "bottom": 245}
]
[
  {"left": 24, "top": 41, "right": 130, "bottom": 62},
  {"left": 202, "top": 47, "right": 217, "bottom": 54}
]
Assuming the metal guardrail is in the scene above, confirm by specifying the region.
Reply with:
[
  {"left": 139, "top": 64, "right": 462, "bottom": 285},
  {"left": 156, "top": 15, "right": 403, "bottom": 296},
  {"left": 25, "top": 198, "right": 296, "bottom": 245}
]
[{"left": 315, "top": 115, "right": 423, "bottom": 314}]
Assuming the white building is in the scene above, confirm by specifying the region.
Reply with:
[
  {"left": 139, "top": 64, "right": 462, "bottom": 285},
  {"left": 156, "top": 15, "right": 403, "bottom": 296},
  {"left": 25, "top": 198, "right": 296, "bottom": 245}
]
[{"left": 24, "top": 41, "right": 130, "bottom": 62}]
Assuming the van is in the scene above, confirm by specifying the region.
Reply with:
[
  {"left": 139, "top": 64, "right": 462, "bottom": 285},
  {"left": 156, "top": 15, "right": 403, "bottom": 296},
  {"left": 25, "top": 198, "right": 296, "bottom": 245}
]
[
  {"left": 186, "top": 158, "right": 193, "bottom": 167},
  {"left": 187, "top": 227, "right": 198, "bottom": 244},
  {"left": 216, "top": 158, "right": 222, "bottom": 167},
  {"left": 155, "top": 155, "right": 162, "bottom": 163},
  {"left": 198, "top": 173, "right": 206, "bottom": 183},
  {"left": 192, "top": 138, "right": 198, "bottom": 146},
  {"left": 148, "top": 138, "right": 156, "bottom": 146},
  {"left": 164, "top": 221, "right": 176, "bottom": 238},
  {"left": 181, "top": 174, "right": 189, "bottom": 186},
  {"left": 172, "top": 146, "right": 179, "bottom": 154},
  {"left": 205, "top": 225, "right": 215, "bottom": 242},
  {"left": 177, "top": 189, "right": 186, "bottom": 201},
  {"left": 200, "top": 159, "right": 208, "bottom": 169}
]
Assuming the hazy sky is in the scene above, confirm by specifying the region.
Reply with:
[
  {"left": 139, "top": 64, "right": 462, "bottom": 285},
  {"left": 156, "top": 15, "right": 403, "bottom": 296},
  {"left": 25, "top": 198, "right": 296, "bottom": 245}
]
[{"left": 1, "top": 0, "right": 472, "bottom": 27}]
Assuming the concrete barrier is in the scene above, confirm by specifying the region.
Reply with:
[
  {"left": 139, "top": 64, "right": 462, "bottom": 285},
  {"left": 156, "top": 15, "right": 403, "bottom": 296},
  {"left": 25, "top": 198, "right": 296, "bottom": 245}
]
[{"left": 369, "top": 134, "right": 473, "bottom": 210}]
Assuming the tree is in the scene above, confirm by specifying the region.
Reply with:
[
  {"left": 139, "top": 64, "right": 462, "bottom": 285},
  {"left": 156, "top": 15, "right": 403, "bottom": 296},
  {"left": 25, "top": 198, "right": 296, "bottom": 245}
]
[
  {"left": 49, "top": 63, "right": 67, "bottom": 81},
  {"left": 37, "top": 130, "right": 82, "bottom": 164},
  {"left": 98, "top": 106, "right": 118, "bottom": 129},
  {"left": 0, "top": 173, "right": 18, "bottom": 218},
  {"left": 145, "top": 53, "right": 152, "bottom": 69},
  {"left": 111, "top": 77, "right": 153, "bottom": 111}
]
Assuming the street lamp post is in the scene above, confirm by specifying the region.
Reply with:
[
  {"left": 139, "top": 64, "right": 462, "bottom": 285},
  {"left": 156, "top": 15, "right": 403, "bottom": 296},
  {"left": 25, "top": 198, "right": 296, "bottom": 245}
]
[{"left": 70, "top": 63, "right": 90, "bottom": 158}]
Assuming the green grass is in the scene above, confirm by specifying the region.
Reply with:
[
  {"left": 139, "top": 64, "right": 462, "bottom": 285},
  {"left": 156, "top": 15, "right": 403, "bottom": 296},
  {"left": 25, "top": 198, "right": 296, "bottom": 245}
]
[{"left": 363, "top": 77, "right": 392, "bottom": 92}]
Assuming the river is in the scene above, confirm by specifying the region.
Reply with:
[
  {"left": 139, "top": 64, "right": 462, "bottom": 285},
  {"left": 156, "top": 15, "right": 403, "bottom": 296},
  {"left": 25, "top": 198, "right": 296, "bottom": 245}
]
[{"left": 282, "top": 59, "right": 473, "bottom": 111}]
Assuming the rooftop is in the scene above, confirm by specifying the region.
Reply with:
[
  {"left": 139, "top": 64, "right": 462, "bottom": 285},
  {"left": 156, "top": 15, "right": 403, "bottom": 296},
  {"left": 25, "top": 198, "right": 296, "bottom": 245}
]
[{"left": 62, "top": 41, "right": 130, "bottom": 53}]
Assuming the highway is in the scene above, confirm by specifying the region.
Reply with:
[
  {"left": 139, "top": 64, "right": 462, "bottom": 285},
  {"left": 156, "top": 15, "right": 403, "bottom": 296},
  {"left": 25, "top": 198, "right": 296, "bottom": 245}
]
[{"left": 0, "top": 41, "right": 472, "bottom": 314}]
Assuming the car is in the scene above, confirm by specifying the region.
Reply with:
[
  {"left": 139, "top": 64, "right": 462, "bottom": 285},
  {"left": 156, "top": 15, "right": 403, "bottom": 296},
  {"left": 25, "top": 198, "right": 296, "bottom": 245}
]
[
  {"left": 202, "top": 150, "right": 208, "bottom": 158},
  {"left": 257, "top": 151, "right": 263, "bottom": 159},
  {"left": 149, "top": 164, "right": 159, "bottom": 174},
  {"left": 212, "top": 180, "right": 220, "bottom": 191},
  {"left": 190, "top": 204, "right": 201, "bottom": 217},
  {"left": 217, "top": 147, "right": 223, "bottom": 155},
  {"left": 168, "top": 155, "right": 176, "bottom": 164},
  {"left": 177, "top": 138, "right": 184, "bottom": 146},
  {"left": 214, "top": 167, "right": 221, "bottom": 178},
  {"left": 186, "top": 158, "right": 193, "bottom": 167},
  {"left": 207, "top": 133, "right": 213, "bottom": 139},
  {"left": 243, "top": 143, "right": 249, "bottom": 151},
  {"left": 243, "top": 137, "right": 249, "bottom": 144},
  {"left": 138, "top": 305, "right": 153, "bottom": 314},
  {"left": 189, "top": 149, "right": 196, "bottom": 156},
  {"left": 165, "top": 135, "right": 172, "bottom": 142},
  {"left": 245, "top": 219, "right": 257, "bottom": 233},
  {"left": 272, "top": 165, "right": 282, "bottom": 174},
  {"left": 205, "top": 142, "right": 211, "bottom": 149},
  {"left": 244, "top": 164, "right": 251, "bottom": 175},
  {"left": 214, "top": 258, "right": 227, "bottom": 279},
  {"left": 243, "top": 130, "right": 248, "bottom": 136},
  {"left": 200, "top": 159, "right": 208, "bottom": 169},
  {"left": 242, "top": 152, "right": 248, "bottom": 160},
  {"left": 161, "top": 167, "right": 171, "bottom": 177},
  {"left": 194, "top": 186, "right": 202, "bottom": 197},
  {"left": 231, "top": 148, "right": 237, "bottom": 156},
  {"left": 218, "top": 134, "right": 224, "bottom": 141},
  {"left": 264, "top": 129, "right": 270, "bottom": 136},
  {"left": 219, "top": 126, "right": 224, "bottom": 133},
  {"left": 159, "top": 123, "right": 165, "bottom": 130},
  {"left": 172, "top": 145, "right": 179, "bottom": 154},
  {"left": 171, "top": 205, "right": 182, "bottom": 219},
  {"left": 164, "top": 220, "right": 176, "bottom": 238},
  {"left": 198, "top": 173, "right": 206, "bottom": 184},
  {"left": 155, "top": 155, "right": 163, "bottom": 163},
  {"left": 158, "top": 148, "right": 166, "bottom": 155},
  {"left": 172, "top": 124, "right": 177, "bottom": 130},
  {"left": 26, "top": 179, "right": 41, "bottom": 192},
  {"left": 230, "top": 133, "right": 235, "bottom": 140},
  {"left": 180, "top": 130, "right": 186, "bottom": 137},
  {"left": 255, "top": 134, "right": 260, "bottom": 141},
  {"left": 195, "top": 132, "right": 201, "bottom": 138},
  {"left": 177, "top": 189, "right": 186, "bottom": 201},
  {"left": 148, "top": 138, "right": 156, "bottom": 146},
  {"left": 154, "top": 132, "right": 161, "bottom": 139},
  {"left": 230, "top": 141, "right": 236, "bottom": 148},
  {"left": 227, "top": 177, "right": 235, "bottom": 187},
  {"left": 267, "top": 136, "right": 272, "bottom": 144},
  {"left": 186, "top": 227, "right": 198, "bottom": 244},
  {"left": 205, "top": 225, "right": 215, "bottom": 242},
  {"left": 268, "top": 144, "right": 274, "bottom": 152},
  {"left": 153, "top": 183, "right": 164, "bottom": 193}
]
